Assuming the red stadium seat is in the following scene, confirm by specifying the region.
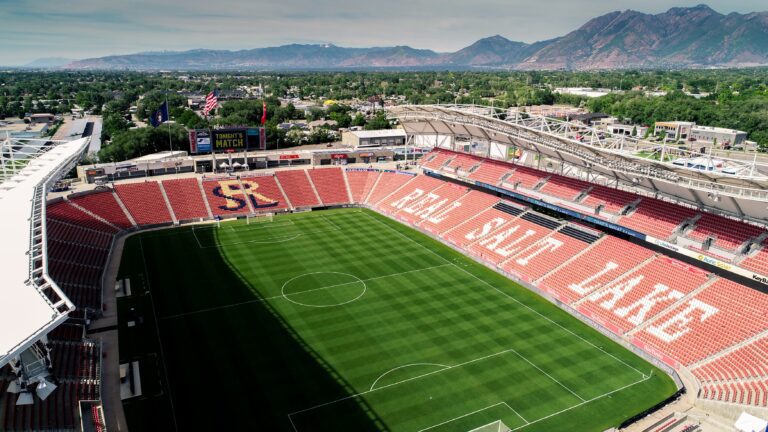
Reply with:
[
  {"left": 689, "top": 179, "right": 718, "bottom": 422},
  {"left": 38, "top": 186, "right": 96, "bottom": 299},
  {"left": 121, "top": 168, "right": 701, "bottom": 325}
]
[
  {"left": 114, "top": 182, "right": 173, "bottom": 226},
  {"left": 161, "top": 178, "right": 210, "bottom": 220},
  {"left": 307, "top": 168, "right": 350, "bottom": 205},
  {"left": 275, "top": 170, "right": 321, "bottom": 208}
]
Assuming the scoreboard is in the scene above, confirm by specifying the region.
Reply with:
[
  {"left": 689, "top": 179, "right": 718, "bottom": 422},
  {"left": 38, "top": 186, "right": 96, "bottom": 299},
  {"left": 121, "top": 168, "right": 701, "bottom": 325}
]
[
  {"left": 212, "top": 129, "right": 247, "bottom": 152},
  {"left": 189, "top": 127, "right": 266, "bottom": 154}
]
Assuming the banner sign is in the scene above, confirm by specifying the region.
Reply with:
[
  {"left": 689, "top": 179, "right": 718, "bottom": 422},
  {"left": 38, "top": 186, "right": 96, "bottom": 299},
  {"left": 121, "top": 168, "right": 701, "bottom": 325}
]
[{"left": 212, "top": 129, "right": 247, "bottom": 152}]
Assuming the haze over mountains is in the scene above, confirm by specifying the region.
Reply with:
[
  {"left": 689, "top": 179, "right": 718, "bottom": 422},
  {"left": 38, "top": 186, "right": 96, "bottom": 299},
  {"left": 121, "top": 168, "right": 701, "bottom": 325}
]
[{"left": 59, "top": 5, "right": 768, "bottom": 70}]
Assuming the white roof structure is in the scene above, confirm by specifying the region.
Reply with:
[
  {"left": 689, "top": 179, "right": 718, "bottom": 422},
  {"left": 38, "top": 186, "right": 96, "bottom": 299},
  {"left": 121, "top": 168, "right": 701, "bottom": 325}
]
[
  {"left": 735, "top": 412, "right": 768, "bottom": 432},
  {"left": 0, "top": 137, "right": 89, "bottom": 368},
  {"left": 348, "top": 129, "right": 407, "bottom": 139},
  {"left": 389, "top": 104, "right": 768, "bottom": 223}
]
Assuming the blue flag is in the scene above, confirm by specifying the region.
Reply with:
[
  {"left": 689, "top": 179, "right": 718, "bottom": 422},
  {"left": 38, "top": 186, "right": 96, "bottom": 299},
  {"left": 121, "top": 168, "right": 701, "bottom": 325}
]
[{"left": 150, "top": 101, "right": 169, "bottom": 127}]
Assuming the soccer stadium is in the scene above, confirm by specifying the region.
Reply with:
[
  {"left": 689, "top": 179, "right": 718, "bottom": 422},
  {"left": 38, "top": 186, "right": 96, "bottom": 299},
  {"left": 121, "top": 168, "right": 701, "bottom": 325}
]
[{"left": 2, "top": 104, "right": 768, "bottom": 431}]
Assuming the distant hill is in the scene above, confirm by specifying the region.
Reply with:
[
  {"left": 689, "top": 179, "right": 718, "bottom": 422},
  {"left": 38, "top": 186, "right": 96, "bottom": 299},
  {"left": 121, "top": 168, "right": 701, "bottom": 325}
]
[
  {"left": 25, "top": 57, "right": 74, "bottom": 68},
  {"left": 65, "top": 5, "right": 768, "bottom": 71}
]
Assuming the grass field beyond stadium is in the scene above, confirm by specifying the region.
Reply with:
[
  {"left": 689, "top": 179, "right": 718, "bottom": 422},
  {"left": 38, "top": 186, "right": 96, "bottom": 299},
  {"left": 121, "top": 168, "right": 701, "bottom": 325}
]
[{"left": 117, "top": 208, "right": 677, "bottom": 431}]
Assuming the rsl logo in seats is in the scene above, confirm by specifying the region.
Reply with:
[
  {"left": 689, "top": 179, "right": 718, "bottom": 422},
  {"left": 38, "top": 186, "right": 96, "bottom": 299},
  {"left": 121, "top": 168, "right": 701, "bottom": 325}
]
[{"left": 212, "top": 180, "right": 278, "bottom": 211}]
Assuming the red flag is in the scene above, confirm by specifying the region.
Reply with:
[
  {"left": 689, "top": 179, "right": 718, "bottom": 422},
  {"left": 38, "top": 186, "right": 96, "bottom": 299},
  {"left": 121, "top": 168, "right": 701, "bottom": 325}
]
[{"left": 261, "top": 101, "right": 267, "bottom": 125}]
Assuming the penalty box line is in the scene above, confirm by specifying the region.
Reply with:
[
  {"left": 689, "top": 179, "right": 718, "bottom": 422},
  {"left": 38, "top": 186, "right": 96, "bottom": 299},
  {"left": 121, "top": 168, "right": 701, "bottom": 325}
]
[
  {"left": 362, "top": 212, "right": 647, "bottom": 378},
  {"left": 158, "top": 263, "right": 453, "bottom": 321},
  {"left": 190, "top": 210, "right": 361, "bottom": 248},
  {"left": 288, "top": 341, "right": 590, "bottom": 430},
  {"left": 417, "top": 374, "right": 653, "bottom": 432}
]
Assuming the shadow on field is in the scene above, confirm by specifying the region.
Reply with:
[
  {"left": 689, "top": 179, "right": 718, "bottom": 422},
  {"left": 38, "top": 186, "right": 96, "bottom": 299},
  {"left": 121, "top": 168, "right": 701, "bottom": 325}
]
[{"left": 140, "top": 225, "right": 388, "bottom": 432}]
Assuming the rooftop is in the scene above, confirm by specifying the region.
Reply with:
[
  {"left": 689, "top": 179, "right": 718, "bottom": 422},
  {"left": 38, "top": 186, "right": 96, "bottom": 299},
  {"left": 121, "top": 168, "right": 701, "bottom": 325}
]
[{"left": 347, "top": 129, "right": 407, "bottom": 138}]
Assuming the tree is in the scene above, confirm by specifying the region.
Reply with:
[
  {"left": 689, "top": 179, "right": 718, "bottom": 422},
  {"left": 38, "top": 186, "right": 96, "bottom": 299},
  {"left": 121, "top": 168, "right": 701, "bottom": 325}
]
[
  {"left": 352, "top": 113, "right": 366, "bottom": 127},
  {"left": 364, "top": 112, "right": 390, "bottom": 130}
]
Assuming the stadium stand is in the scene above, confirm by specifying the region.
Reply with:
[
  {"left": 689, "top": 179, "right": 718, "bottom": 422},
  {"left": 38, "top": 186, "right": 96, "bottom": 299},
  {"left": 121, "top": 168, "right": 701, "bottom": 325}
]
[
  {"left": 420, "top": 149, "right": 455, "bottom": 170},
  {"left": 161, "top": 178, "right": 210, "bottom": 221},
  {"left": 617, "top": 198, "right": 697, "bottom": 240},
  {"left": 345, "top": 170, "right": 381, "bottom": 203},
  {"left": 577, "top": 257, "right": 711, "bottom": 335},
  {"left": 393, "top": 182, "right": 470, "bottom": 225},
  {"left": 740, "top": 241, "right": 768, "bottom": 276},
  {"left": 502, "top": 225, "right": 601, "bottom": 283},
  {"left": 114, "top": 182, "right": 173, "bottom": 226},
  {"left": 538, "top": 175, "right": 593, "bottom": 201},
  {"left": 46, "top": 201, "right": 118, "bottom": 234},
  {"left": 443, "top": 152, "right": 481, "bottom": 173},
  {"left": 307, "top": 168, "right": 349, "bottom": 205},
  {"left": 467, "top": 159, "right": 513, "bottom": 186},
  {"left": 69, "top": 191, "right": 134, "bottom": 229},
  {"left": 24, "top": 155, "right": 768, "bottom": 415},
  {"left": 538, "top": 236, "right": 656, "bottom": 304},
  {"left": 202, "top": 178, "right": 253, "bottom": 217},
  {"left": 579, "top": 185, "right": 639, "bottom": 214},
  {"left": 239, "top": 174, "right": 290, "bottom": 211},
  {"left": 443, "top": 202, "right": 527, "bottom": 248},
  {"left": 419, "top": 190, "right": 499, "bottom": 236},
  {"left": 694, "top": 336, "right": 768, "bottom": 384},
  {"left": 468, "top": 212, "right": 561, "bottom": 265},
  {"left": 364, "top": 171, "right": 417, "bottom": 205},
  {"left": 275, "top": 170, "right": 321, "bottom": 208},
  {"left": 684, "top": 213, "right": 765, "bottom": 251},
  {"left": 637, "top": 278, "right": 768, "bottom": 366},
  {"left": 503, "top": 165, "right": 548, "bottom": 190},
  {"left": 376, "top": 175, "right": 444, "bottom": 215}
]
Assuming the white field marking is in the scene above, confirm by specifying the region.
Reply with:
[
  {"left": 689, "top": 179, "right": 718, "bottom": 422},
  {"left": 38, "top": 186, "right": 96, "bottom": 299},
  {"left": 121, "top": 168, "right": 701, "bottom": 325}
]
[
  {"left": 281, "top": 272, "right": 367, "bottom": 308},
  {"left": 191, "top": 226, "right": 204, "bottom": 248},
  {"left": 419, "top": 402, "right": 529, "bottom": 432},
  {"left": 509, "top": 375, "right": 652, "bottom": 431},
  {"left": 507, "top": 347, "right": 585, "bottom": 402},
  {"left": 362, "top": 212, "right": 646, "bottom": 378},
  {"left": 196, "top": 217, "right": 348, "bottom": 247},
  {"left": 320, "top": 214, "right": 343, "bottom": 230},
  {"left": 159, "top": 263, "right": 453, "bottom": 321},
  {"left": 369, "top": 363, "right": 450, "bottom": 391},
  {"left": 138, "top": 238, "right": 180, "bottom": 432},
  {"left": 289, "top": 342, "right": 583, "bottom": 420},
  {"left": 228, "top": 220, "right": 295, "bottom": 232}
]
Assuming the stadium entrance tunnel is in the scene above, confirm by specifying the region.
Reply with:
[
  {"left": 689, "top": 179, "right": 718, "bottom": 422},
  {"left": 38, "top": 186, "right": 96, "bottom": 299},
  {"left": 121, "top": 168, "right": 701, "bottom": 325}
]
[
  {"left": 116, "top": 225, "right": 387, "bottom": 431},
  {"left": 281, "top": 272, "right": 367, "bottom": 307}
]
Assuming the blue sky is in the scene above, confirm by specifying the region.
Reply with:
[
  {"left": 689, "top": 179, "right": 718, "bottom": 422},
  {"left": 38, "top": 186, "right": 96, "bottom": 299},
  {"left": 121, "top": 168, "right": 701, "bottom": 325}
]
[{"left": 1, "top": 0, "right": 765, "bottom": 65}]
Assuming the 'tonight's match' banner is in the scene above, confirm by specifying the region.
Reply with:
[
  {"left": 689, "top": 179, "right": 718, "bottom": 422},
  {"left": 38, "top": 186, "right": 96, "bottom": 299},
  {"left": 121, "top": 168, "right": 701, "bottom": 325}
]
[{"left": 189, "top": 127, "right": 265, "bottom": 154}]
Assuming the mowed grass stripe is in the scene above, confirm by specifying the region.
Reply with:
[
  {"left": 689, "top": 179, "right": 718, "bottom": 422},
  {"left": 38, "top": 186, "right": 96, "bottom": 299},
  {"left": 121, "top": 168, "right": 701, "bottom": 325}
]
[{"left": 124, "top": 208, "right": 677, "bottom": 432}]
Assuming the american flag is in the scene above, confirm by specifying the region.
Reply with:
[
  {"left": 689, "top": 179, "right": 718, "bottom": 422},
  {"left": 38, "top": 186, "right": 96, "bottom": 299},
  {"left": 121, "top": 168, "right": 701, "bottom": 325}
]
[{"left": 202, "top": 90, "right": 218, "bottom": 116}]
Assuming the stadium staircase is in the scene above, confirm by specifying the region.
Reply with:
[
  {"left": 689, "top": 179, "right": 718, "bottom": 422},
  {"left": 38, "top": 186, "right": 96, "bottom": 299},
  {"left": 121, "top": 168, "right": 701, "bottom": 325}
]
[
  {"left": 110, "top": 192, "right": 137, "bottom": 228},
  {"left": 196, "top": 178, "right": 215, "bottom": 219},
  {"left": 66, "top": 199, "right": 122, "bottom": 232},
  {"left": 304, "top": 170, "right": 324, "bottom": 206},
  {"left": 340, "top": 169, "right": 355, "bottom": 204},
  {"left": 272, "top": 174, "right": 294, "bottom": 209},
  {"left": 157, "top": 182, "right": 178, "bottom": 224}
]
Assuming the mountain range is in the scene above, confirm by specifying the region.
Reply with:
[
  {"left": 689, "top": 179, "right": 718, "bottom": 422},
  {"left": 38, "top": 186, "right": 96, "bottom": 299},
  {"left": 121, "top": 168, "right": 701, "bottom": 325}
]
[{"left": 60, "top": 5, "right": 768, "bottom": 71}]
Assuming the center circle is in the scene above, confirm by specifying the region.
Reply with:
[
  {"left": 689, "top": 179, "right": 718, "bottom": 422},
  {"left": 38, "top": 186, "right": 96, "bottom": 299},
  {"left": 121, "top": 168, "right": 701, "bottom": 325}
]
[{"left": 281, "top": 272, "right": 367, "bottom": 308}]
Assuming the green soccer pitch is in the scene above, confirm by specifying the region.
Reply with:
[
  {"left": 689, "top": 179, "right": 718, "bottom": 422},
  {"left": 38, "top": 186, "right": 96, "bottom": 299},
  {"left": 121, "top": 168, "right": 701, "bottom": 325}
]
[{"left": 116, "top": 208, "right": 678, "bottom": 431}]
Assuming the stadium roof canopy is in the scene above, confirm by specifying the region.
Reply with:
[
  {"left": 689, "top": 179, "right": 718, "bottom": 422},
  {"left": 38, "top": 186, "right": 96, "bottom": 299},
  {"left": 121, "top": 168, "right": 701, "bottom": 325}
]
[
  {"left": 0, "top": 137, "right": 89, "bottom": 368},
  {"left": 389, "top": 104, "right": 768, "bottom": 224}
]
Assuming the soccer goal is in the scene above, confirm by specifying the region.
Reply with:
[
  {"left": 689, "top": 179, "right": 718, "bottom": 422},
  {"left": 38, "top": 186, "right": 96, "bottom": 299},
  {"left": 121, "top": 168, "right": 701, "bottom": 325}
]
[
  {"left": 469, "top": 420, "right": 511, "bottom": 432},
  {"left": 247, "top": 213, "right": 274, "bottom": 225}
]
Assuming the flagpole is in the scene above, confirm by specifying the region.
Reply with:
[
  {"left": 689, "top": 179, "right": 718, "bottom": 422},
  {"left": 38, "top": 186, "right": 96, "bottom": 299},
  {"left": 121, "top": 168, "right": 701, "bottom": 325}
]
[{"left": 166, "top": 91, "right": 173, "bottom": 154}]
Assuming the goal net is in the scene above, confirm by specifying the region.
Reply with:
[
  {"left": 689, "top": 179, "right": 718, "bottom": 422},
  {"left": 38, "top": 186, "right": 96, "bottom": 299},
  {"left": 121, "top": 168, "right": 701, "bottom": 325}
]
[
  {"left": 247, "top": 213, "right": 274, "bottom": 225},
  {"left": 468, "top": 420, "right": 511, "bottom": 432}
]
